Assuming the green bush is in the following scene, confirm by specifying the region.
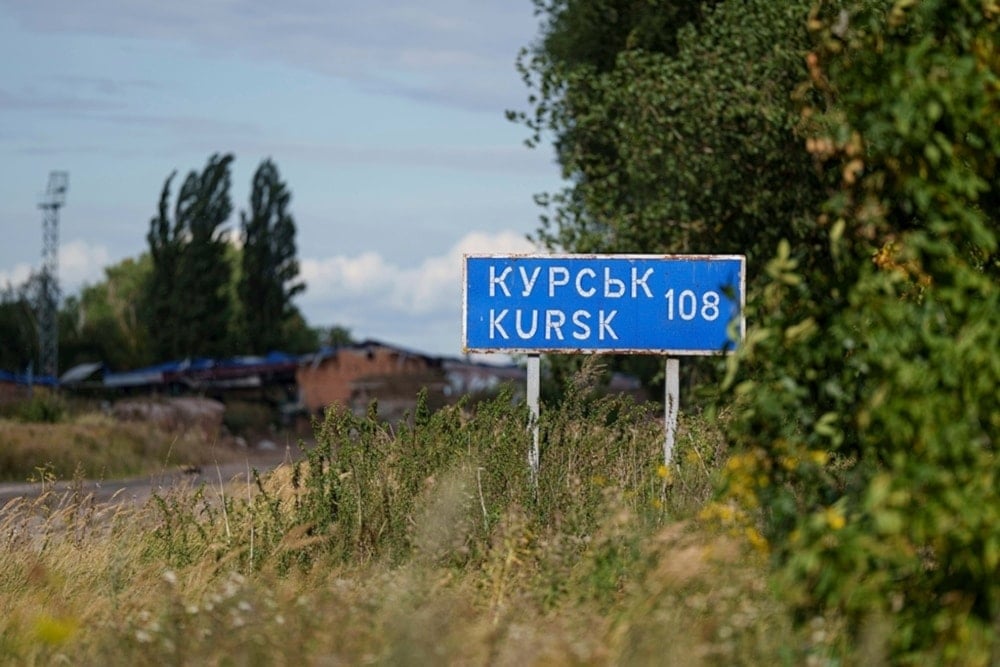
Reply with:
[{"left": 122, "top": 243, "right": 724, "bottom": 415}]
[
  {"left": 6, "top": 392, "right": 66, "bottom": 423},
  {"left": 720, "top": 1, "right": 1000, "bottom": 662}
]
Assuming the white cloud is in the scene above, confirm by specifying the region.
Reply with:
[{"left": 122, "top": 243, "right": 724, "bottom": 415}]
[
  {"left": 0, "top": 262, "right": 33, "bottom": 291},
  {"left": 0, "top": 239, "right": 109, "bottom": 296},
  {"left": 298, "top": 229, "right": 536, "bottom": 354},
  {"left": 301, "top": 229, "right": 534, "bottom": 314},
  {"left": 60, "top": 239, "right": 112, "bottom": 291},
  {"left": 300, "top": 251, "right": 396, "bottom": 296}
]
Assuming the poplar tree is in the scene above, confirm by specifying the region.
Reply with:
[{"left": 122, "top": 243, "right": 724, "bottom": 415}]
[
  {"left": 146, "top": 153, "right": 236, "bottom": 359},
  {"left": 238, "top": 159, "right": 305, "bottom": 354},
  {"left": 146, "top": 172, "right": 184, "bottom": 360}
]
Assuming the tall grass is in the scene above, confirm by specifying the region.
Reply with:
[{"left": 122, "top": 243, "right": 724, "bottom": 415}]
[{"left": 0, "top": 367, "right": 847, "bottom": 665}]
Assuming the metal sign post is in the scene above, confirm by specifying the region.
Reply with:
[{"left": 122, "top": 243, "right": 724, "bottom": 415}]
[
  {"left": 526, "top": 353, "right": 541, "bottom": 485},
  {"left": 462, "top": 254, "right": 745, "bottom": 477},
  {"left": 664, "top": 357, "right": 680, "bottom": 467}
]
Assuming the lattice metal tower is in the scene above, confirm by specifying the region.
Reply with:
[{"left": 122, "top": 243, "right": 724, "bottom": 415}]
[{"left": 37, "top": 171, "right": 68, "bottom": 379}]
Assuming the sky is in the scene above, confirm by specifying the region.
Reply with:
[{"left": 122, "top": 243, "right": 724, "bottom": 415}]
[{"left": 0, "top": 0, "right": 562, "bottom": 360}]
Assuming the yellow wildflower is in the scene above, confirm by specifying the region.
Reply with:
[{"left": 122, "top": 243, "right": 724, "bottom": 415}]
[{"left": 824, "top": 506, "right": 846, "bottom": 531}]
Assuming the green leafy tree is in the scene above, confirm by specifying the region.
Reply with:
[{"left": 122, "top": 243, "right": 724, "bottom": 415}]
[
  {"left": 176, "top": 153, "right": 236, "bottom": 357},
  {"left": 146, "top": 172, "right": 184, "bottom": 360},
  {"left": 0, "top": 280, "right": 38, "bottom": 372},
  {"left": 238, "top": 159, "right": 305, "bottom": 354},
  {"left": 515, "top": 0, "right": 829, "bottom": 270},
  {"left": 278, "top": 311, "right": 320, "bottom": 354},
  {"left": 719, "top": 0, "right": 1000, "bottom": 660},
  {"left": 515, "top": 0, "right": 836, "bottom": 395},
  {"left": 316, "top": 325, "right": 354, "bottom": 348},
  {"left": 60, "top": 256, "right": 153, "bottom": 370},
  {"left": 146, "top": 153, "right": 236, "bottom": 359}
]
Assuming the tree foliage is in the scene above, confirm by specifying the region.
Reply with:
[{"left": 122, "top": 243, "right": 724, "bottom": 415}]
[
  {"left": 522, "top": 0, "right": 1000, "bottom": 658},
  {"left": 142, "top": 153, "right": 320, "bottom": 361},
  {"left": 0, "top": 280, "right": 39, "bottom": 373},
  {"left": 515, "top": 0, "right": 837, "bottom": 395},
  {"left": 515, "top": 0, "right": 829, "bottom": 273},
  {"left": 146, "top": 153, "right": 236, "bottom": 359},
  {"left": 238, "top": 159, "right": 306, "bottom": 354},
  {"left": 60, "top": 256, "right": 153, "bottom": 371},
  {"left": 146, "top": 173, "right": 184, "bottom": 360},
  {"left": 717, "top": 0, "right": 1000, "bottom": 660},
  {"left": 175, "top": 153, "right": 237, "bottom": 358}
]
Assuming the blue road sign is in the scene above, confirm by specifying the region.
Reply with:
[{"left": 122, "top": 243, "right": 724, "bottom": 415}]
[{"left": 463, "top": 254, "right": 745, "bottom": 355}]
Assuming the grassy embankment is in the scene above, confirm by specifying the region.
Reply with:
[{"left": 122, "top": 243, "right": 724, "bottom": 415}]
[
  {"left": 0, "top": 371, "right": 853, "bottom": 665},
  {"left": 0, "top": 394, "right": 264, "bottom": 484}
]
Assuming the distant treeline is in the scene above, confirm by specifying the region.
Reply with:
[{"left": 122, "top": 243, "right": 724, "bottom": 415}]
[{"left": 1, "top": 155, "right": 352, "bottom": 375}]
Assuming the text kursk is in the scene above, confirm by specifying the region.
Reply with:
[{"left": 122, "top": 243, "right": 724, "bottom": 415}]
[
  {"left": 485, "top": 265, "right": 655, "bottom": 342},
  {"left": 489, "top": 265, "right": 654, "bottom": 299}
]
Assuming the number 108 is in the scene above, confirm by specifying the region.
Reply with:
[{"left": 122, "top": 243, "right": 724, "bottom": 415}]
[{"left": 665, "top": 289, "right": 721, "bottom": 322}]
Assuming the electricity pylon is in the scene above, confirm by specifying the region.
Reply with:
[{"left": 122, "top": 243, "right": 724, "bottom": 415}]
[{"left": 37, "top": 171, "right": 68, "bottom": 380}]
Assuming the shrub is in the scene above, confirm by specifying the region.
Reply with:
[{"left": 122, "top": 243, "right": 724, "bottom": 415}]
[
  {"left": 720, "top": 1, "right": 1000, "bottom": 661},
  {"left": 7, "top": 392, "right": 66, "bottom": 423}
]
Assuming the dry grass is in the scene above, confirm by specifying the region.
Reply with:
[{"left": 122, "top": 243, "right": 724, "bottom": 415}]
[
  {"left": 0, "top": 453, "right": 820, "bottom": 667},
  {"left": 0, "top": 484, "right": 797, "bottom": 666},
  {"left": 0, "top": 414, "right": 260, "bottom": 483},
  {"left": 0, "top": 394, "right": 850, "bottom": 665}
]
